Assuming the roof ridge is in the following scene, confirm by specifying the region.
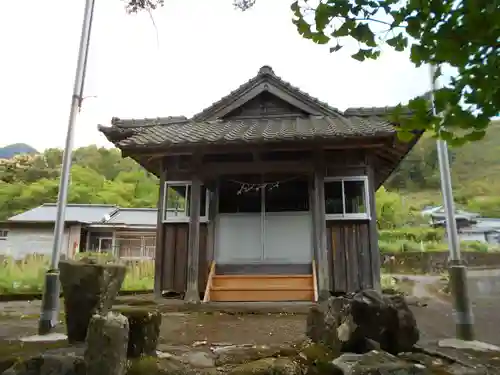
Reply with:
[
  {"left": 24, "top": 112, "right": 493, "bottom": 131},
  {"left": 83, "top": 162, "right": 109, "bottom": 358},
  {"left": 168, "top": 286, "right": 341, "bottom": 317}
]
[
  {"left": 42, "top": 203, "right": 118, "bottom": 208},
  {"left": 111, "top": 116, "right": 188, "bottom": 128},
  {"left": 192, "top": 65, "right": 341, "bottom": 121}
]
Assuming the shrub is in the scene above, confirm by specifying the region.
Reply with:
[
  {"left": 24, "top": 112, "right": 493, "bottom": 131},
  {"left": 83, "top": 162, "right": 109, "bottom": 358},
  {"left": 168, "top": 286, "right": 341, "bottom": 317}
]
[
  {"left": 461, "top": 241, "right": 489, "bottom": 252},
  {"left": 379, "top": 227, "right": 445, "bottom": 243}
]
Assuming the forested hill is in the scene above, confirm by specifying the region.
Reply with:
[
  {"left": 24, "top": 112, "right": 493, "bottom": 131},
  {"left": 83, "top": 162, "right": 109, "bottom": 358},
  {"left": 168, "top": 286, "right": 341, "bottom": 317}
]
[
  {"left": 0, "top": 146, "right": 159, "bottom": 220},
  {"left": 1, "top": 120, "right": 499, "bottom": 221},
  {"left": 386, "top": 120, "right": 500, "bottom": 217},
  {"left": 0, "top": 143, "right": 37, "bottom": 159}
]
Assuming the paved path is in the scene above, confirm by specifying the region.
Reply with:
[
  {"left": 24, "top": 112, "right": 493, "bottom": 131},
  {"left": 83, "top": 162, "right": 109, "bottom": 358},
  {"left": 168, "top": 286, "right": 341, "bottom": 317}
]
[{"left": 394, "top": 269, "right": 500, "bottom": 345}]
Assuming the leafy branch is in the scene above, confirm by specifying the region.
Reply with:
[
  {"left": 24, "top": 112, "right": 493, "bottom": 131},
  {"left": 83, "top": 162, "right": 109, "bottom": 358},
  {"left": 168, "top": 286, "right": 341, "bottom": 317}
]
[{"left": 290, "top": 0, "right": 500, "bottom": 146}]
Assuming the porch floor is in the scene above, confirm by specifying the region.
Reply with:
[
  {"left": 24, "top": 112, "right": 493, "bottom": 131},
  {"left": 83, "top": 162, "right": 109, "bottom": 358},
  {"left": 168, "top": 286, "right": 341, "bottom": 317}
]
[{"left": 215, "top": 263, "right": 312, "bottom": 275}]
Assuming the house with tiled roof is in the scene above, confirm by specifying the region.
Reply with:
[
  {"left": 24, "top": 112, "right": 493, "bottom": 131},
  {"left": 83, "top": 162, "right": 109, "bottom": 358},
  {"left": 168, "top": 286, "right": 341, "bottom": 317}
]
[
  {"left": 99, "top": 65, "right": 423, "bottom": 303},
  {"left": 0, "top": 204, "right": 157, "bottom": 260}
]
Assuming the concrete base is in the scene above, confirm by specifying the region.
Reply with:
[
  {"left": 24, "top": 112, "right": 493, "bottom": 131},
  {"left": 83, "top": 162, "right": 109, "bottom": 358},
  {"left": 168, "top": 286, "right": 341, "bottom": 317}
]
[
  {"left": 438, "top": 338, "right": 500, "bottom": 352},
  {"left": 20, "top": 333, "right": 68, "bottom": 342}
]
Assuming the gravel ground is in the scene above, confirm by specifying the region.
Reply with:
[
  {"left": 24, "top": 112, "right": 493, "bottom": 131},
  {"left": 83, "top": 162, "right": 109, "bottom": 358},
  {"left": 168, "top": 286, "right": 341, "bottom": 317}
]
[{"left": 1, "top": 272, "right": 499, "bottom": 346}]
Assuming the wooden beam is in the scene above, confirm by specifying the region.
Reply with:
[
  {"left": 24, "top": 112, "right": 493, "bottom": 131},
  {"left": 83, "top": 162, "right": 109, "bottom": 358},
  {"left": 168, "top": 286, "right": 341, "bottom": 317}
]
[
  {"left": 154, "top": 159, "right": 166, "bottom": 298},
  {"left": 121, "top": 136, "right": 393, "bottom": 158},
  {"left": 201, "top": 160, "right": 314, "bottom": 176},
  {"left": 185, "top": 170, "right": 202, "bottom": 303},
  {"left": 312, "top": 150, "right": 331, "bottom": 300}
]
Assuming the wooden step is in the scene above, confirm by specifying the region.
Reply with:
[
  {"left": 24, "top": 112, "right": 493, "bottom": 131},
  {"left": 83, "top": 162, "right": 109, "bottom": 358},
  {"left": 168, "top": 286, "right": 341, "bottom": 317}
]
[
  {"left": 210, "top": 289, "right": 314, "bottom": 302},
  {"left": 212, "top": 274, "right": 312, "bottom": 290},
  {"left": 208, "top": 274, "right": 314, "bottom": 302}
]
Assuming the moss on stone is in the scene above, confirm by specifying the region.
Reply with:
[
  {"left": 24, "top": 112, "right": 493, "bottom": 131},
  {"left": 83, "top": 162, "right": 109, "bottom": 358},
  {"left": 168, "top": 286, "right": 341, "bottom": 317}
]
[
  {"left": 297, "top": 341, "right": 340, "bottom": 375},
  {"left": 114, "top": 307, "right": 162, "bottom": 358},
  {"left": 127, "top": 356, "right": 161, "bottom": 375},
  {"left": 229, "top": 357, "right": 302, "bottom": 375},
  {"left": 0, "top": 340, "right": 71, "bottom": 373}
]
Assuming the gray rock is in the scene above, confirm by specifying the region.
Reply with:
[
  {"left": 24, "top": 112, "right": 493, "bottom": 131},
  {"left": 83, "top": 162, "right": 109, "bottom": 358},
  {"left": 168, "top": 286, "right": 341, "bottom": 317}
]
[
  {"left": 181, "top": 351, "right": 215, "bottom": 368},
  {"left": 305, "top": 300, "right": 342, "bottom": 354},
  {"left": 332, "top": 350, "right": 427, "bottom": 375},
  {"left": 114, "top": 307, "right": 162, "bottom": 358},
  {"left": 307, "top": 289, "right": 419, "bottom": 354},
  {"left": 84, "top": 312, "right": 129, "bottom": 375},
  {"left": 2, "top": 354, "right": 85, "bottom": 375},
  {"left": 212, "top": 343, "right": 299, "bottom": 366},
  {"left": 59, "top": 259, "right": 126, "bottom": 343}
]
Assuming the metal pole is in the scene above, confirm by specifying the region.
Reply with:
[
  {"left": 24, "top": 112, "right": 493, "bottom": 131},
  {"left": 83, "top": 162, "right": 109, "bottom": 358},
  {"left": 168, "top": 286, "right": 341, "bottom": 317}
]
[
  {"left": 38, "top": 0, "right": 96, "bottom": 335},
  {"left": 429, "top": 64, "right": 474, "bottom": 341}
]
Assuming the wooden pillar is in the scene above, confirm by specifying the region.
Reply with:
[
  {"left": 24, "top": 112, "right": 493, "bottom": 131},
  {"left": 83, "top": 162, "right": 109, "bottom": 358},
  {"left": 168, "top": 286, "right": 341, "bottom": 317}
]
[
  {"left": 313, "top": 151, "right": 331, "bottom": 300},
  {"left": 154, "top": 160, "right": 166, "bottom": 298},
  {"left": 308, "top": 177, "right": 318, "bottom": 295},
  {"left": 206, "top": 179, "right": 219, "bottom": 265},
  {"left": 185, "top": 174, "right": 201, "bottom": 303},
  {"left": 367, "top": 162, "right": 381, "bottom": 292}
]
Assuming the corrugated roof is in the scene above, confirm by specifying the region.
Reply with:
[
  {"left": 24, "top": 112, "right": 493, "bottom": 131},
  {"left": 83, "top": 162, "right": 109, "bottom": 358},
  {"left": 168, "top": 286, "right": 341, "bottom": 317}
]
[
  {"left": 105, "top": 208, "right": 157, "bottom": 227},
  {"left": 8, "top": 204, "right": 118, "bottom": 224}
]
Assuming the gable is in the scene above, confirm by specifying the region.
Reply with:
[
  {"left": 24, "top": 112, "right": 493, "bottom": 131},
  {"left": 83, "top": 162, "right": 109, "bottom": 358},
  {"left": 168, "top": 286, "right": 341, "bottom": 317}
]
[
  {"left": 223, "top": 91, "right": 309, "bottom": 119},
  {"left": 192, "top": 66, "right": 341, "bottom": 121}
]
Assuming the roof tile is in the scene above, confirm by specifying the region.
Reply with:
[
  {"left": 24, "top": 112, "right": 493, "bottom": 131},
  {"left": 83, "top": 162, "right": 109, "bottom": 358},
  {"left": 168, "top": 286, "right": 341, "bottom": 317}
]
[{"left": 100, "top": 115, "right": 395, "bottom": 149}]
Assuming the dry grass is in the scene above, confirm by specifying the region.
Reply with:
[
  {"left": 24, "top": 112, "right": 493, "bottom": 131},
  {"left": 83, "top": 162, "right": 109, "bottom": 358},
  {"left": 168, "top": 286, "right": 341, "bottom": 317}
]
[{"left": 0, "top": 254, "right": 154, "bottom": 294}]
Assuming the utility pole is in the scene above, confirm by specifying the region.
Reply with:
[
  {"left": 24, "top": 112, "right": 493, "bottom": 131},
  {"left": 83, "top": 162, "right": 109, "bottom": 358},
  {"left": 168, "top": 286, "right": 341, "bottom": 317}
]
[
  {"left": 38, "top": 0, "right": 96, "bottom": 335},
  {"left": 429, "top": 64, "right": 475, "bottom": 341}
]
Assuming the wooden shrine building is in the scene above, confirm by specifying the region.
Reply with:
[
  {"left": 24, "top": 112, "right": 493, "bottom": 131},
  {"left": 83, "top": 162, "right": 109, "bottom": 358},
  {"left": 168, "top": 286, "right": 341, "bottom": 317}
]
[{"left": 99, "top": 66, "right": 420, "bottom": 302}]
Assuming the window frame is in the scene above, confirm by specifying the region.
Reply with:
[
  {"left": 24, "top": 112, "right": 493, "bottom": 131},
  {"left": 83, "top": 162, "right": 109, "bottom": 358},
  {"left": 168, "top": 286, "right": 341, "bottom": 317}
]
[
  {"left": 162, "top": 181, "right": 210, "bottom": 223},
  {"left": 0, "top": 229, "right": 7, "bottom": 240},
  {"left": 324, "top": 176, "right": 371, "bottom": 220}
]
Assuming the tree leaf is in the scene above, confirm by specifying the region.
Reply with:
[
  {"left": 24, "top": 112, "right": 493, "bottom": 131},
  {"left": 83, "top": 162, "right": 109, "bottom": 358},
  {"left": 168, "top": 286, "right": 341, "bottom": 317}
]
[
  {"left": 351, "top": 49, "right": 368, "bottom": 61},
  {"left": 311, "top": 32, "right": 330, "bottom": 45},
  {"left": 315, "top": 3, "right": 333, "bottom": 31},
  {"left": 352, "top": 23, "right": 377, "bottom": 47},
  {"left": 329, "top": 44, "right": 343, "bottom": 53}
]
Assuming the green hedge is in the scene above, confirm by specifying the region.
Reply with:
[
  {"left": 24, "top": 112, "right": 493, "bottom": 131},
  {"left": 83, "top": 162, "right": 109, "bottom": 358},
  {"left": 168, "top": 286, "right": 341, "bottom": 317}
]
[
  {"left": 379, "top": 227, "right": 445, "bottom": 243},
  {"left": 378, "top": 239, "right": 492, "bottom": 253}
]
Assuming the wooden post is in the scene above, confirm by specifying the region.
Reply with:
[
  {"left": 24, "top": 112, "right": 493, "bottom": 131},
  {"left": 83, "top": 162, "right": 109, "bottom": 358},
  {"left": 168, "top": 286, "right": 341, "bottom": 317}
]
[
  {"left": 308, "top": 177, "right": 318, "bottom": 293},
  {"left": 206, "top": 179, "right": 219, "bottom": 265},
  {"left": 185, "top": 174, "right": 201, "bottom": 303},
  {"left": 154, "top": 160, "right": 166, "bottom": 298},
  {"left": 313, "top": 151, "right": 331, "bottom": 300},
  {"left": 367, "top": 162, "right": 381, "bottom": 292}
]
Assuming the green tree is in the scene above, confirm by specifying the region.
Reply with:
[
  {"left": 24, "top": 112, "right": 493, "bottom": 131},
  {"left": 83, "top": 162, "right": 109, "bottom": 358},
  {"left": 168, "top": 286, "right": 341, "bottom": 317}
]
[
  {"left": 132, "top": 1, "right": 499, "bottom": 145},
  {"left": 0, "top": 146, "right": 160, "bottom": 220},
  {"left": 289, "top": 0, "right": 499, "bottom": 145},
  {"left": 375, "top": 187, "right": 408, "bottom": 229}
]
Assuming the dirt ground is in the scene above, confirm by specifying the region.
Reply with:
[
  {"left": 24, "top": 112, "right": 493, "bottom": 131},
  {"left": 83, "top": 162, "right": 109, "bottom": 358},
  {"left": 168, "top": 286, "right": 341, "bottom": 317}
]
[{"left": 0, "top": 279, "right": 499, "bottom": 347}]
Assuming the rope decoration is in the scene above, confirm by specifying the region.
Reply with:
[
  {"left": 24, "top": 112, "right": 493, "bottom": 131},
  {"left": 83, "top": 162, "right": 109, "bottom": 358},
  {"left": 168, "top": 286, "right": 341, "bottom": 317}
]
[{"left": 228, "top": 176, "right": 301, "bottom": 195}]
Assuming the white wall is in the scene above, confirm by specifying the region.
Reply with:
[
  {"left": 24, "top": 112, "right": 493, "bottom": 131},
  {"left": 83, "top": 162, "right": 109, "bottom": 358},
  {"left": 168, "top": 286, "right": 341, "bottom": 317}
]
[
  {"left": 215, "top": 212, "right": 312, "bottom": 264},
  {"left": 0, "top": 226, "right": 79, "bottom": 259}
]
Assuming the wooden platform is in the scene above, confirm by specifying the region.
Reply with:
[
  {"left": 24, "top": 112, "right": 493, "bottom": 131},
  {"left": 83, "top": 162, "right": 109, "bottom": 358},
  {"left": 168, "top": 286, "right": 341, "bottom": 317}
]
[{"left": 204, "top": 263, "right": 317, "bottom": 302}]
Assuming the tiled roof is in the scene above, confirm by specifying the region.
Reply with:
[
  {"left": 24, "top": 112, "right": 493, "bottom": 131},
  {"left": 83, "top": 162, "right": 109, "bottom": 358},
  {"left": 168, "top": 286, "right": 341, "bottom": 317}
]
[
  {"left": 100, "top": 115, "right": 396, "bottom": 149},
  {"left": 99, "top": 65, "right": 414, "bottom": 150},
  {"left": 192, "top": 65, "right": 341, "bottom": 120}
]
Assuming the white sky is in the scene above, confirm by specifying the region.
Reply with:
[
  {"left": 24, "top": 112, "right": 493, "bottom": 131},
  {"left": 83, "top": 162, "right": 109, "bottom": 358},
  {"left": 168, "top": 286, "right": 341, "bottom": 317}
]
[{"left": 0, "top": 0, "right": 433, "bottom": 151}]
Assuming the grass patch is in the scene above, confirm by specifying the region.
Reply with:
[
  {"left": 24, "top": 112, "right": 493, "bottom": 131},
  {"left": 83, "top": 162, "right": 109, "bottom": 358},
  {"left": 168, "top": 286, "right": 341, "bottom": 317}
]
[{"left": 0, "top": 254, "right": 154, "bottom": 294}]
